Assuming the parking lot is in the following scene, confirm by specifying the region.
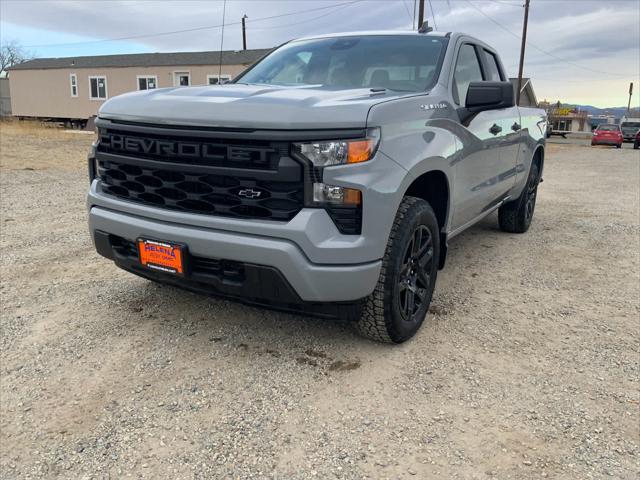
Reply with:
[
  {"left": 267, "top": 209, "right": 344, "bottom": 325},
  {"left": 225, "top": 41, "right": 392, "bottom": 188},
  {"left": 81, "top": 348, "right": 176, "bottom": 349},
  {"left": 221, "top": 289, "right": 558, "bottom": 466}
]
[{"left": 1, "top": 121, "right": 638, "bottom": 479}]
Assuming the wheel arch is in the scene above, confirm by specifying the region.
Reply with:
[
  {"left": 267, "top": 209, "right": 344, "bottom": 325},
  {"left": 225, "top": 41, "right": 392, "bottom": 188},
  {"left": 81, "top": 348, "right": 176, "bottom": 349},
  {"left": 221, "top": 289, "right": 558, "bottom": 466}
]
[
  {"left": 532, "top": 144, "right": 545, "bottom": 177},
  {"left": 403, "top": 169, "right": 451, "bottom": 269}
]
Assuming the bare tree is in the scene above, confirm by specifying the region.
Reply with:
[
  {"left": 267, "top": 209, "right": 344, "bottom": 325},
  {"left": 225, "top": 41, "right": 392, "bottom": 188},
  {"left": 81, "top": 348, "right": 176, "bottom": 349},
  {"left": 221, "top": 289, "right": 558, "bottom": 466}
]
[{"left": 1, "top": 41, "right": 33, "bottom": 75}]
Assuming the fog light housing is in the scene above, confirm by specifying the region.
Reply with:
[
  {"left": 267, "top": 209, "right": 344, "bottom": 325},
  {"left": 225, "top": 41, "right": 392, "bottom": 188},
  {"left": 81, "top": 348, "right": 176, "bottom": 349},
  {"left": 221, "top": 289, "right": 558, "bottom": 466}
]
[{"left": 313, "top": 183, "right": 361, "bottom": 205}]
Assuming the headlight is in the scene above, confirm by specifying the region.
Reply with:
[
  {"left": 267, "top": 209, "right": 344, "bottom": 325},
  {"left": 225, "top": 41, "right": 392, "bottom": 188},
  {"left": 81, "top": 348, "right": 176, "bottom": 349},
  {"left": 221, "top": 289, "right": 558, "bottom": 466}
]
[{"left": 293, "top": 127, "right": 380, "bottom": 167}]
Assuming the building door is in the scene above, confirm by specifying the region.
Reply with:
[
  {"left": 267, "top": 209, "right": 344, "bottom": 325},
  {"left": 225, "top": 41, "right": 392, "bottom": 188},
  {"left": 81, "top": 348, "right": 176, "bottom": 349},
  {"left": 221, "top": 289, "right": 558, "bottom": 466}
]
[{"left": 174, "top": 72, "right": 190, "bottom": 86}]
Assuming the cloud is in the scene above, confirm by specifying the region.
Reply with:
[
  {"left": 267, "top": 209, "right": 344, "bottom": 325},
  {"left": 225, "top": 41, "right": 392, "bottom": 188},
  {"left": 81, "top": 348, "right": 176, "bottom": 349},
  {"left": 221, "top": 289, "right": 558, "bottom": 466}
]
[{"left": 1, "top": 0, "right": 639, "bottom": 107}]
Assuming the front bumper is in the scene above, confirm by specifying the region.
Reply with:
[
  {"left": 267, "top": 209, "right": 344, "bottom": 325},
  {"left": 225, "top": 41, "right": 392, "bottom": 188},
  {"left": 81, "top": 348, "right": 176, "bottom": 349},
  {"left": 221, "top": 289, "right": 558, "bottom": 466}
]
[
  {"left": 87, "top": 134, "right": 411, "bottom": 304},
  {"left": 89, "top": 204, "right": 381, "bottom": 303}
]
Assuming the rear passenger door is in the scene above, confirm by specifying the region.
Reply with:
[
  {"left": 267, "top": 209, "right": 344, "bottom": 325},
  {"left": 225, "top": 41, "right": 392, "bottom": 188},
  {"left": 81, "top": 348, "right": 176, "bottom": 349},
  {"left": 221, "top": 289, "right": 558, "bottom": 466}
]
[
  {"left": 450, "top": 43, "right": 519, "bottom": 230},
  {"left": 481, "top": 47, "right": 521, "bottom": 193}
]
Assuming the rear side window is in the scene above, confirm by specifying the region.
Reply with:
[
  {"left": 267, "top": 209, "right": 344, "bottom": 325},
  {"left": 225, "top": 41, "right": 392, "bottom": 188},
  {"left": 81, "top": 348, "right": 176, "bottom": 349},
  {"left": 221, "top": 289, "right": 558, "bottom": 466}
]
[
  {"left": 483, "top": 50, "right": 503, "bottom": 81},
  {"left": 453, "top": 44, "right": 484, "bottom": 105}
]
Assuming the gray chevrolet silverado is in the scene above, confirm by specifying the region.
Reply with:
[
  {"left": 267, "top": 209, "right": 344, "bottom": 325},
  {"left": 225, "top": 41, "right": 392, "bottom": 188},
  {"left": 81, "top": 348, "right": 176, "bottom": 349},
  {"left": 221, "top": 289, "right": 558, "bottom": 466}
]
[{"left": 88, "top": 30, "right": 546, "bottom": 343}]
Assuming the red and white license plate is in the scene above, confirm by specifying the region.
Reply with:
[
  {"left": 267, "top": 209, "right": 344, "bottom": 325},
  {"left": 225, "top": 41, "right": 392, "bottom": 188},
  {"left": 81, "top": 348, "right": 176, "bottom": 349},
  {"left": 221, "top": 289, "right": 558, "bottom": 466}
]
[{"left": 137, "top": 238, "right": 185, "bottom": 275}]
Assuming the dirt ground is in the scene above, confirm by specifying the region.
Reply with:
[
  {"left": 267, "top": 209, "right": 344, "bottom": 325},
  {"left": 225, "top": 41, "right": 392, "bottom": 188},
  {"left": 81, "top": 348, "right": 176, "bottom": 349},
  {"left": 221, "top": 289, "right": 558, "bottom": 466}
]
[{"left": 1, "top": 121, "right": 639, "bottom": 479}]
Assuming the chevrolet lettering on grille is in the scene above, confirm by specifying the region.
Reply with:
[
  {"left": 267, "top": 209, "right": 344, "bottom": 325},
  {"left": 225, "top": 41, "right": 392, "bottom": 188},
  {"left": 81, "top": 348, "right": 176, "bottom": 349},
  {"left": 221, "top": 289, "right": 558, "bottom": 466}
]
[{"left": 100, "top": 133, "right": 275, "bottom": 164}]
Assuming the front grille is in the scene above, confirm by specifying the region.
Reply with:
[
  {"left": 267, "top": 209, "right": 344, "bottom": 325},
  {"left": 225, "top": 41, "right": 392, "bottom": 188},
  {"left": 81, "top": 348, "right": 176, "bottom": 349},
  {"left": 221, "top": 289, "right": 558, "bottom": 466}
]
[
  {"left": 94, "top": 121, "right": 362, "bottom": 233},
  {"left": 98, "top": 159, "right": 303, "bottom": 220},
  {"left": 97, "top": 128, "right": 285, "bottom": 170}
]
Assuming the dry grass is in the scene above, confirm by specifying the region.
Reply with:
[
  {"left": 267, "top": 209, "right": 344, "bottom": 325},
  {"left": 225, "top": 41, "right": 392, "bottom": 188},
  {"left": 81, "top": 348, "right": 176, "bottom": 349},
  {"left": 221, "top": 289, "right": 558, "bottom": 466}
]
[{"left": 0, "top": 119, "right": 95, "bottom": 171}]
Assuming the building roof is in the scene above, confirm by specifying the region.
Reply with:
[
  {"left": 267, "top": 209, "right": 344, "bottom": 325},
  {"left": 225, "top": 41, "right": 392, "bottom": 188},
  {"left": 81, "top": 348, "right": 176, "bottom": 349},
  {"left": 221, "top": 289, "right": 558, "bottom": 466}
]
[{"left": 7, "top": 48, "right": 273, "bottom": 71}]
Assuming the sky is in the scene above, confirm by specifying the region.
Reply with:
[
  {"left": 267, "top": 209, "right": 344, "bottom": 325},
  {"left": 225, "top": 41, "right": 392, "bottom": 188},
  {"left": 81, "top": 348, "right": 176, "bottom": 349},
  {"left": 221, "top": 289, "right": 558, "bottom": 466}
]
[{"left": 1, "top": 0, "right": 639, "bottom": 108}]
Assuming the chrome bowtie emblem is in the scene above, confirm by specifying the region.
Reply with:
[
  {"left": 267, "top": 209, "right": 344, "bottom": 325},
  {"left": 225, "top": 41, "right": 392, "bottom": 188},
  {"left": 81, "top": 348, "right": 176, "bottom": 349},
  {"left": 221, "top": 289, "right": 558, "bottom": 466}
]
[{"left": 238, "top": 188, "right": 262, "bottom": 199}]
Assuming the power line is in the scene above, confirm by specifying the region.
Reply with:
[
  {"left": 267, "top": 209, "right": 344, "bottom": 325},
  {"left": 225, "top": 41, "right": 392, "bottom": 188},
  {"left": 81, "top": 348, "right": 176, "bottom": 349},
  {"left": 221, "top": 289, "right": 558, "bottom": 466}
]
[
  {"left": 22, "top": 1, "right": 363, "bottom": 49},
  {"left": 485, "top": 0, "right": 524, "bottom": 7},
  {"left": 248, "top": 1, "right": 364, "bottom": 31},
  {"left": 401, "top": 0, "right": 414, "bottom": 25},
  {"left": 428, "top": 0, "right": 438, "bottom": 30},
  {"left": 464, "top": 0, "right": 636, "bottom": 78}
]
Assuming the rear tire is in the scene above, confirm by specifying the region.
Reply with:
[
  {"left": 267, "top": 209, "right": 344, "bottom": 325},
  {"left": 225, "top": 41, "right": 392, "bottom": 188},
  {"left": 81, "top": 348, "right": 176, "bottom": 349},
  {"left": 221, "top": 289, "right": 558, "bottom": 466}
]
[
  {"left": 498, "top": 162, "right": 540, "bottom": 234},
  {"left": 616, "top": 144, "right": 622, "bottom": 149},
  {"left": 355, "top": 197, "right": 439, "bottom": 343}
]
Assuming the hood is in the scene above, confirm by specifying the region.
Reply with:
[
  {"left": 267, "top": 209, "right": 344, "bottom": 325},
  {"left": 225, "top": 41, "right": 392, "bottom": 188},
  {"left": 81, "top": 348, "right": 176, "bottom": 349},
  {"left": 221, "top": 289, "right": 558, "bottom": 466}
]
[{"left": 99, "top": 84, "right": 410, "bottom": 130}]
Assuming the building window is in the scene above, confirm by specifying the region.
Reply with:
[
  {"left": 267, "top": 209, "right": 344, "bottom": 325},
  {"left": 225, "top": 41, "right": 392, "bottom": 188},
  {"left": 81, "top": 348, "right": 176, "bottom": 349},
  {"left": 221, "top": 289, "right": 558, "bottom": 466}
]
[
  {"left": 174, "top": 72, "right": 190, "bottom": 86},
  {"left": 137, "top": 75, "right": 157, "bottom": 90},
  {"left": 89, "top": 76, "right": 107, "bottom": 100},
  {"left": 70, "top": 74, "right": 78, "bottom": 97},
  {"left": 207, "top": 74, "right": 231, "bottom": 85}
]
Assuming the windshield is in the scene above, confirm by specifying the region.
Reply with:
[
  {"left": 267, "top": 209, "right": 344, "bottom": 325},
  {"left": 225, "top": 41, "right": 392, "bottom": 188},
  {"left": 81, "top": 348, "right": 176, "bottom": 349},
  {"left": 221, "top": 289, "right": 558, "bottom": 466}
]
[
  {"left": 597, "top": 125, "right": 619, "bottom": 131},
  {"left": 236, "top": 35, "right": 448, "bottom": 92},
  {"left": 621, "top": 122, "right": 640, "bottom": 128}
]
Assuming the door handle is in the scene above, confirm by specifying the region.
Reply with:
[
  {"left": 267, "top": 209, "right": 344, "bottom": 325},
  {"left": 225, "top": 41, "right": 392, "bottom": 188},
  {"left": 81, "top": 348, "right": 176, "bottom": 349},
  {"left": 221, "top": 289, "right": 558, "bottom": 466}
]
[
  {"left": 489, "top": 123, "right": 502, "bottom": 135},
  {"left": 511, "top": 122, "right": 521, "bottom": 132}
]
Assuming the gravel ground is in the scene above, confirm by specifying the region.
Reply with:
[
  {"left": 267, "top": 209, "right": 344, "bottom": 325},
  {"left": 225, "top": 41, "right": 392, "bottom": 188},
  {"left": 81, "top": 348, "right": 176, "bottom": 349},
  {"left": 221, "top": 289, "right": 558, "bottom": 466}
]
[{"left": 1, "top": 122, "right": 639, "bottom": 479}]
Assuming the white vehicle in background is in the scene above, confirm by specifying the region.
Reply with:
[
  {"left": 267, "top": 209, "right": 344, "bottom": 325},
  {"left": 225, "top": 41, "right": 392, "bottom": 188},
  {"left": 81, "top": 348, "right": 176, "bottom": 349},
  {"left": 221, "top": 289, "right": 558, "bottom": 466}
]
[{"left": 620, "top": 116, "right": 640, "bottom": 142}]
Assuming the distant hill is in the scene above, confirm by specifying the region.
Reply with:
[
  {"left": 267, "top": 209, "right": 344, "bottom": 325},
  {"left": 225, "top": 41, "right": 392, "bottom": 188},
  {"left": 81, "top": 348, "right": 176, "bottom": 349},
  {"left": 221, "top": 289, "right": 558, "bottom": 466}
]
[{"left": 569, "top": 105, "right": 640, "bottom": 118}]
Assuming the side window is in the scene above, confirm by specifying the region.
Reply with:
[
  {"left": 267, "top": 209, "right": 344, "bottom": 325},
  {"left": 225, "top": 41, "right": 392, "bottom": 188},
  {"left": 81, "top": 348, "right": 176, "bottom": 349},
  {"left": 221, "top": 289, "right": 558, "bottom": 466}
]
[
  {"left": 453, "top": 44, "right": 484, "bottom": 105},
  {"left": 483, "top": 50, "right": 504, "bottom": 81}
]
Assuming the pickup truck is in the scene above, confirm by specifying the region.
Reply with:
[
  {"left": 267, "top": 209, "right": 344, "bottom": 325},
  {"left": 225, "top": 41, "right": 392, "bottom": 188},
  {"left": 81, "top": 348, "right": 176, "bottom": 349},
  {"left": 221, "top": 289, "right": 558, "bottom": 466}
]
[
  {"left": 87, "top": 30, "right": 546, "bottom": 343},
  {"left": 620, "top": 119, "right": 640, "bottom": 142}
]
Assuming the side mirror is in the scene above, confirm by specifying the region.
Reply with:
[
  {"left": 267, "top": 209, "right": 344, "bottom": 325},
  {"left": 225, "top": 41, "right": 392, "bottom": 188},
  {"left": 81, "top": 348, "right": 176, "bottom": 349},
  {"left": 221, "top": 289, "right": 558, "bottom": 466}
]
[{"left": 458, "top": 81, "right": 515, "bottom": 124}]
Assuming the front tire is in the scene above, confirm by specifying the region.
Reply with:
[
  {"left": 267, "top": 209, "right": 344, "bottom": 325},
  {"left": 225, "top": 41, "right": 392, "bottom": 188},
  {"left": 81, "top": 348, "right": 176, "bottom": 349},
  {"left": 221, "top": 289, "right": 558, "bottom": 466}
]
[
  {"left": 355, "top": 197, "right": 439, "bottom": 343},
  {"left": 498, "top": 162, "right": 540, "bottom": 234}
]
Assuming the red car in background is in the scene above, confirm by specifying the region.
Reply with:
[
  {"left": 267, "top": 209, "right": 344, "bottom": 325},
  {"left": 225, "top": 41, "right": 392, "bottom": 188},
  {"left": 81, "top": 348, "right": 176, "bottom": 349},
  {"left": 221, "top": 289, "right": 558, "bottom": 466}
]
[{"left": 591, "top": 124, "right": 623, "bottom": 148}]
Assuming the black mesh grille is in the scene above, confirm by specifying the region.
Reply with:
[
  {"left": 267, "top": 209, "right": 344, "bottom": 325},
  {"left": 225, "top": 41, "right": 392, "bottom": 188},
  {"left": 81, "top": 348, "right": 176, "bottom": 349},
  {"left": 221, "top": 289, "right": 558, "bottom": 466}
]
[{"left": 98, "top": 159, "right": 304, "bottom": 221}]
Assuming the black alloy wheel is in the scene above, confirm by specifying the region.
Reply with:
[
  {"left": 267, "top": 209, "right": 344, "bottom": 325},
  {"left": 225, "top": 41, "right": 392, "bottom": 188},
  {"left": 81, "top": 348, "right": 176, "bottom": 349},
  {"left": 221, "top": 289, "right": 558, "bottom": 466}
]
[{"left": 397, "top": 225, "right": 434, "bottom": 322}]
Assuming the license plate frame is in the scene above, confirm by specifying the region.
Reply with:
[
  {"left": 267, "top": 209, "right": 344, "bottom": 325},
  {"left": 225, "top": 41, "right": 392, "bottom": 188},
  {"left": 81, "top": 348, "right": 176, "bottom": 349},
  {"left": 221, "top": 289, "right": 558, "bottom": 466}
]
[{"left": 137, "top": 238, "right": 186, "bottom": 276}]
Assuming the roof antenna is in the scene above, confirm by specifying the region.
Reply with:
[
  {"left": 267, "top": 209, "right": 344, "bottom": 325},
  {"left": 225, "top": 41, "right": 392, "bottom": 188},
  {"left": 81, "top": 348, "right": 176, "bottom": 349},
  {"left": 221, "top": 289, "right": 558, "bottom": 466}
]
[
  {"left": 418, "top": 21, "right": 433, "bottom": 34},
  {"left": 218, "top": 0, "right": 227, "bottom": 80}
]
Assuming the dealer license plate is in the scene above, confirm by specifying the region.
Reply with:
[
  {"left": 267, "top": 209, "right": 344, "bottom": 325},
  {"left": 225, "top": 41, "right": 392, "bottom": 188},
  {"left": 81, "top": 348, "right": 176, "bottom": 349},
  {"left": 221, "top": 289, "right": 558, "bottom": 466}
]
[{"left": 137, "top": 238, "right": 184, "bottom": 275}]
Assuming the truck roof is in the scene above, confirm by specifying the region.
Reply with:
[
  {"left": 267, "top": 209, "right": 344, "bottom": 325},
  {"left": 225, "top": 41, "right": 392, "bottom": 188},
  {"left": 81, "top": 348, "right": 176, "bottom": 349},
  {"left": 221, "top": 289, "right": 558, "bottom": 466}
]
[{"left": 294, "top": 30, "right": 453, "bottom": 42}]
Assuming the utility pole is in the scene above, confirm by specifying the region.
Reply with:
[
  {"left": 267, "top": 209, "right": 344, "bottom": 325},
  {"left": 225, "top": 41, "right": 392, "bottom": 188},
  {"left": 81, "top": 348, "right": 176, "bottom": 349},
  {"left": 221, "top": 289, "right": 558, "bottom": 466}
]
[
  {"left": 516, "top": 0, "right": 530, "bottom": 106},
  {"left": 627, "top": 82, "right": 633, "bottom": 114},
  {"left": 417, "top": 0, "right": 425, "bottom": 30},
  {"left": 241, "top": 14, "right": 248, "bottom": 51}
]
